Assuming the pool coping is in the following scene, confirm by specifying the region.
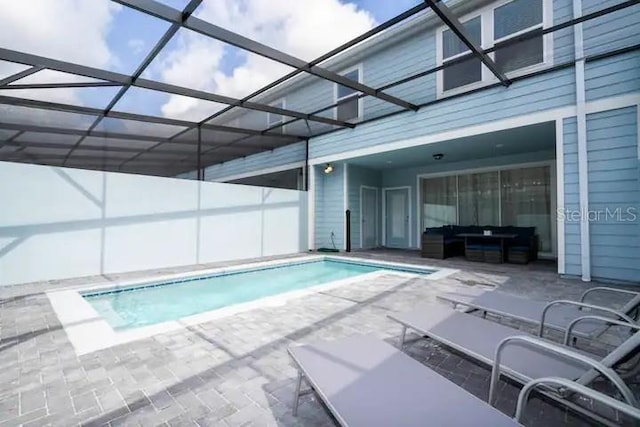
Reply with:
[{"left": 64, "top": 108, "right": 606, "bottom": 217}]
[{"left": 48, "top": 255, "right": 457, "bottom": 355}]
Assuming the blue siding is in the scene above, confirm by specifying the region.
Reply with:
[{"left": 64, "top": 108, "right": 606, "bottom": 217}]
[
  {"left": 563, "top": 117, "right": 582, "bottom": 276},
  {"left": 586, "top": 107, "right": 639, "bottom": 283},
  {"left": 585, "top": 51, "right": 640, "bottom": 101},
  {"left": 365, "top": 29, "right": 435, "bottom": 113},
  {"left": 582, "top": 0, "right": 640, "bottom": 58},
  {"left": 314, "top": 164, "right": 344, "bottom": 249},
  {"left": 382, "top": 150, "right": 556, "bottom": 249},
  {"left": 554, "top": 0, "right": 575, "bottom": 64},
  {"left": 205, "top": 142, "right": 305, "bottom": 181},
  {"left": 347, "top": 165, "right": 382, "bottom": 249},
  {"left": 310, "top": 68, "right": 575, "bottom": 160}
]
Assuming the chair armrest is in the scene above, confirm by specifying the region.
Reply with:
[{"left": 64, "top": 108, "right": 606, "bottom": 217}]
[
  {"left": 516, "top": 377, "right": 640, "bottom": 422},
  {"left": 489, "top": 335, "right": 637, "bottom": 408},
  {"left": 564, "top": 315, "right": 640, "bottom": 346},
  {"left": 580, "top": 287, "right": 640, "bottom": 303},
  {"left": 538, "top": 300, "right": 635, "bottom": 337}
]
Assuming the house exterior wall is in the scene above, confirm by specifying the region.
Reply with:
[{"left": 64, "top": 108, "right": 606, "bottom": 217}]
[
  {"left": 585, "top": 106, "right": 639, "bottom": 282},
  {"left": 192, "top": 0, "right": 639, "bottom": 283},
  {"left": 205, "top": 141, "right": 306, "bottom": 181},
  {"left": 314, "top": 163, "right": 345, "bottom": 250}
]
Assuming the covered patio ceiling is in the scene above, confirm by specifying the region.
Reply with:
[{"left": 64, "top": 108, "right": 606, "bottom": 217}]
[
  {"left": 348, "top": 121, "right": 556, "bottom": 169},
  {"left": 0, "top": 0, "right": 636, "bottom": 177}
]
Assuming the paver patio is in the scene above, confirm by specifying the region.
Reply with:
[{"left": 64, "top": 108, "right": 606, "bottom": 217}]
[{"left": 0, "top": 250, "right": 637, "bottom": 426}]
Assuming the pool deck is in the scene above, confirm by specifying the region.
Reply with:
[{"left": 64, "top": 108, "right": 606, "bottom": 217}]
[{"left": 0, "top": 250, "right": 637, "bottom": 426}]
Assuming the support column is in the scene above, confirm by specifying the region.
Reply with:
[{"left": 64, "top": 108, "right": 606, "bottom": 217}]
[
  {"left": 574, "top": 0, "right": 591, "bottom": 281},
  {"left": 197, "top": 125, "right": 204, "bottom": 181},
  {"left": 308, "top": 165, "right": 316, "bottom": 251},
  {"left": 343, "top": 163, "right": 349, "bottom": 251},
  {"left": 555, "top": 119, "right": 566, "bottom": 275}
]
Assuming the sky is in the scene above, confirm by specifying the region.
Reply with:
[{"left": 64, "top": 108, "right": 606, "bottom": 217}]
[{"left": 0, "top": 0, "right": 421, "bottom": 130}]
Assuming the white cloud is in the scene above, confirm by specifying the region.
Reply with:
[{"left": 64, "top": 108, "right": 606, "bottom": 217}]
[
  {"left": 128, "top": 39, "right": 146, "bottom": 55},
  {"left": 155, "top": 0, "right": 377, "bottom": 121},
  {"left": 0, "top": 0, "right": 119, "bottom": 107}
]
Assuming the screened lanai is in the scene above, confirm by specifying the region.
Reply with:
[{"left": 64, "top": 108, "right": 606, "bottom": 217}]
[{"left": 0, "top": 0, "right": 638, "bottom": 178}]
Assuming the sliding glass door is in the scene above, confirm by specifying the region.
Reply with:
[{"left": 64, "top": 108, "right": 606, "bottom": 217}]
[
  {"left": 421, "top": 176, "right": 457, "bottom": 228},
  {"left": 458, "top": 171, "right": 500, "bottom": 226},
  {"left": 501, "top": 166, "right": 552, "bottom": 252},
  {"left": 420, "top": 165, "right": 553, "bottom": 254}
]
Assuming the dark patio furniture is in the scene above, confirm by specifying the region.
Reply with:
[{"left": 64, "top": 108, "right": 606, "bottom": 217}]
[
  {"left": 421, "top": 226, "right": 464, "bottom": 259},
  {"left": 420, "top": 225, "right": 538, "bottom": 263},
  {"left": 457, "top": 233, "right": 518, "bottom": 264}
]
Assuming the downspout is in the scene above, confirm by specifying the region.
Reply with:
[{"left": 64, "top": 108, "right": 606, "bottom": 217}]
[{"left": 573, "top": 0, "right": 591, "bottom": 281}]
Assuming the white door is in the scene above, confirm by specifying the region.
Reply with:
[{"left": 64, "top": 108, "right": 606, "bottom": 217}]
[
  {"left": 385, "top": 188, "right": 410, "bottom": 248},
  {"left": 361, "top": 187, "right": 377, "bottom": 248}
]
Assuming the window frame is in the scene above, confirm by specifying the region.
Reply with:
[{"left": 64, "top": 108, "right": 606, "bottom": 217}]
[
  {"left": 435, "top": 0, "right": 553, "bottom": 99},
  {"left": 333, "top": 63, "right": 364, "bottom": 122},
  {"left": 267, "top": 98, "right": 286, "bottom": 133}
]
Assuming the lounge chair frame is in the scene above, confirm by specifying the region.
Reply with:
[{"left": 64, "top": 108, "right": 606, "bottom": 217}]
[
  {"left": 390, "top": 309, "right": 640, "bottom": 426},
  {"left": 489, "top": 335, "right": 637, "bottom": 407},
  {"left": 515, "top": 377, "right": 640, "bottom": 423}
]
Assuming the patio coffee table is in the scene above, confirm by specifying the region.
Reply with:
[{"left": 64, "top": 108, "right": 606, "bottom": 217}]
[{"left": 457, "top": 233, "right": 518, "bottom": 263}]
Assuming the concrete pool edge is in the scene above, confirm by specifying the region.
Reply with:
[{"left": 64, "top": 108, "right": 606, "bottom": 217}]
[{"left": 48, "top": 255, "right": 457, "bottom": 355}]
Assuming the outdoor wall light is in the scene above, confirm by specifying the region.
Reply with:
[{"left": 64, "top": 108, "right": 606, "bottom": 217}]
[
  {"left": 432, "top": 153, "right": 444, "bottom": 160},
  {"left": 324, "top": 163, "right": 334, "bottom": 174}
]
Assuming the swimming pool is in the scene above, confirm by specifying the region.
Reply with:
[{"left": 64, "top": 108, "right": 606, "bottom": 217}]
[{"left": 82, "top": 259, "right": 433, "bottom": 330}]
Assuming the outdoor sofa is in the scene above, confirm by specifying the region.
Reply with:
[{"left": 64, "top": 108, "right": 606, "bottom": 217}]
[{"left": 421, "top": 225, "right": 538, "bottom": 263}]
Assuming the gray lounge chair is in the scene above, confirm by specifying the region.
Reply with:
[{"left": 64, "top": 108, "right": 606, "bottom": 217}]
[
  {"left": 437, "top": 286, "right": 640, "bottom": 338},
  {"left": 388, "top": 304, "right": 640, "bottom": 426},
  {"left": 288, "top": 334, "right": 520, "bottom": 426},
  {"left": 287, "top": 334, "right": 640, "bottom": 426}
]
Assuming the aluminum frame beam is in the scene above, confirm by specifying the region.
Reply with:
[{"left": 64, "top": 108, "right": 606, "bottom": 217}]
[
  {"left": 0, "top": 66, "right": 43, "bottom": 86},
  {"left": 0, "top": 48, "right": 353, "bottom": 129},
  {"left": 423, "top": 0, "right": 510, "bottom": 86},
  {"left": 0, "top": 94, "right": 305, "bottom": 140},
  {"left": 176, "top": 2, "right": 431, "bottom": 143},
  {"left": 1, "top": 82, "right": 122, "bottom": 90},
  {"left": 65, "top": 0, "right": 205, "bottom": 163},
  {"left": 112, "top": 0, "right": 418, "bottom": 112},
  {"left": 0, "top": 122, "right": 277, "bottom": 151}
]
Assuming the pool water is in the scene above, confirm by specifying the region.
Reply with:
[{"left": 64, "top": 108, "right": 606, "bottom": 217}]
[{"left": 84, "top": 260, "right": 409, "bottom": 330}]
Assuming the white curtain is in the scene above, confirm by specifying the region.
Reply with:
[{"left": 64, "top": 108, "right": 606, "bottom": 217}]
[
  {"left": 422, "top": 176, "right": 457, "bottom": 229},
  {"left": 501, "top": 166, "right": 551, "bottom": 252},
  {"left": 458, "top": 172, "right": 500, "bottom": 226}
]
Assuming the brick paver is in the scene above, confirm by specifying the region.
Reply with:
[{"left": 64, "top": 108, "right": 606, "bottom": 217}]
[{"left": 0, "top": 251, "right": 637, "bottom": 426}]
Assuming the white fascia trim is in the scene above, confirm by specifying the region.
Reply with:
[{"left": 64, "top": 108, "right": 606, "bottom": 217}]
[
  {"left": 555, "top": 119, "right": 566, "bottom": 274},
  {"left": 585, "top": 93, "right": 640, "bottom": 115},
  {"left": 211, "top": 161, "right": 305, "bottom": 183},
  {"left": 309, "top": 105, "right": 575, "bottom": 165}
]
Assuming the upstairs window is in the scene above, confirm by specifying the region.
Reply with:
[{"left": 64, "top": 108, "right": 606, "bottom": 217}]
[
  {"left": 441, "top": 16, "right": 483, "bottom": 91},
  {"left": 437, "top": 0, "right": 550, "bottom": 96},
  {"left": 335, "top": 66, "right": 362, "bottom": 122},
  {"left": 494, "top": 0, "right": 544, "bottom": 73},
  {"left": 267, "top": 99, "right": 285, "bottom": 133}
]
